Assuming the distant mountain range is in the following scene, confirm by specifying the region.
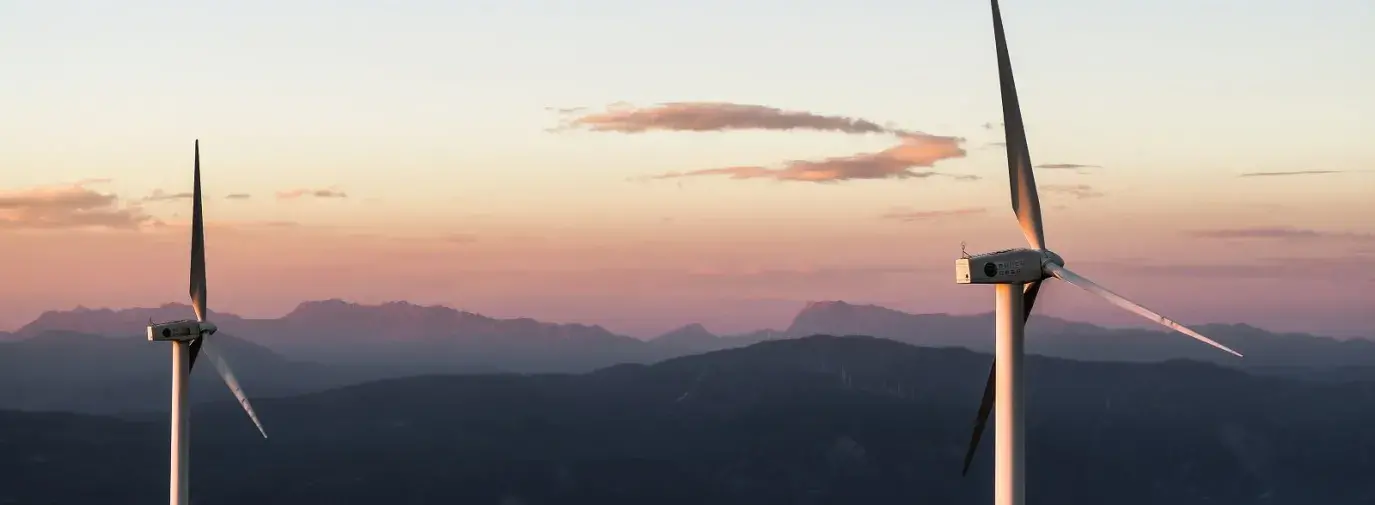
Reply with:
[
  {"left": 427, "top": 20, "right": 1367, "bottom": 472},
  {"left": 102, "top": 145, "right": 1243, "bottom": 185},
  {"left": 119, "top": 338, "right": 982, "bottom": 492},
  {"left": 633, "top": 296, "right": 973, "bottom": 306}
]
[
  {"left": 3, "top": 335, "right": 1373, "bottom": 505},
  {"left": 3, "top": 299, "right": 1373, "bottom": 413}
]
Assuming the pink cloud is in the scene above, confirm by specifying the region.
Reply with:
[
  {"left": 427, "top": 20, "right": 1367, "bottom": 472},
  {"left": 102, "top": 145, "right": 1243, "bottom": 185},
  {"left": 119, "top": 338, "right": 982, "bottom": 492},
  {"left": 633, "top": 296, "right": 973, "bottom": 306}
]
[{"left": 557, "top": 102, "right": 902, "bottom": 135}]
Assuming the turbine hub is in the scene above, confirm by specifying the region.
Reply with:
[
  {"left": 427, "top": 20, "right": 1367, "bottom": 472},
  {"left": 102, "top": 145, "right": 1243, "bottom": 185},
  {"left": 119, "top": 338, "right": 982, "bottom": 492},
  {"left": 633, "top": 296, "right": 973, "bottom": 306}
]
[{"left": 1040, "top": 249, "right": 1065, "bottom": 268}]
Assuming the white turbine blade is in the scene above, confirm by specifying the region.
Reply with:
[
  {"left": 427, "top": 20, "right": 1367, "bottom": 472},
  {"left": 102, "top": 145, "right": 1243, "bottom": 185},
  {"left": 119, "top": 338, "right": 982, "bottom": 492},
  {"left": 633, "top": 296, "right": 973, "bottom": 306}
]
[
  {"left": 991, "top": 0, "right": 1046, "bottom": 250},
  {"left": 189, "top": 139, "right": 208, "bottom": 322},
  {"left": 202, "top": 338, "right": 269, "bottom": 438},
  {"left": 1045, "top": 263, "right": 1242, "bottom": 357}
]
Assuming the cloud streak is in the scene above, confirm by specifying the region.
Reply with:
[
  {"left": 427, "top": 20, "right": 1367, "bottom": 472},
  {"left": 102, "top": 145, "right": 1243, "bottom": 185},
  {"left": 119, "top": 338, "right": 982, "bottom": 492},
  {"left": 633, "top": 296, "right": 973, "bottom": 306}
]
[
  {"left": 881, "top": 207, "right": 987, "bottom": 222},
  {"left": 1185, "top": 227, "right": 1375, "bottom": 242},
  {"left": 0, "top": 182, "right": 153, "bottom": 230},
  {"left": 1036, "top": 163, "right": 1102, "bottom": 171},
  {"left": 276, "top": 188, "right": 348, "bottom": 200},
  {"left": 1041, "top": 184, "right": 1104, "bottom": 199},
  {"left": 226, "top": 193, "right": 252, "bottom": 200},
  {"left": 140, "top": 189, "right": 193, "bottom": 202},
  {"left": 648, "top": 133, "right": 970, "bottom": 183},
  {"left": 1239, "top": 170, "right": 1344, "bottom": 178},
  {"left": 1075, "top": 258, "right": 1368, "bottom": 280},
  {"left": 557, "top": 102, "right": 907, "bottom": 135}
]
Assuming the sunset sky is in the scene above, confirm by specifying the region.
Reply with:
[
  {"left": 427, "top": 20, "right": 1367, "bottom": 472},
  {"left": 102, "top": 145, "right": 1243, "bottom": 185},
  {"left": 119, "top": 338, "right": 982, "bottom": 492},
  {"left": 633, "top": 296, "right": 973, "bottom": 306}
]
[{"left": 2, "top": 0, "right": 1372, "bottom": 337}]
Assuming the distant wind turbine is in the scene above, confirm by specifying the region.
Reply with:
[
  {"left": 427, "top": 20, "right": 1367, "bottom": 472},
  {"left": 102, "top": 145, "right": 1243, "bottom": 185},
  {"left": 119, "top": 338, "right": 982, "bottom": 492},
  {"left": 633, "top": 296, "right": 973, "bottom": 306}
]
[
  {"left": 953, "top": 3, "right": 1244, "bottom": 505},
  {"left": 146, "top": 140, "right": 268, "bottom": 505}
]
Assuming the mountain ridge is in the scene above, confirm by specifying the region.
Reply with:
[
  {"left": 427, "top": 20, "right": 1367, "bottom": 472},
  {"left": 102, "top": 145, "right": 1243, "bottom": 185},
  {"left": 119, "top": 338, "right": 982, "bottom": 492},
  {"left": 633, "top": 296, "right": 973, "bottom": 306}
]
[{"left": 7, "top": 298, "right": 1375, "bottom": 415}]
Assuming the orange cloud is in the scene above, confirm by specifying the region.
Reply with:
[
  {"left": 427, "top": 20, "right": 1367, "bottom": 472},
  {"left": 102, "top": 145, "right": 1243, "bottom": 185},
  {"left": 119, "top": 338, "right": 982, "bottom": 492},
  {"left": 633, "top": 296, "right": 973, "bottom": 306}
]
[
  {"left": 0, "top": 182, "right": 154, "bottom": 230},
  {"left": 650, "top": 133, "right": 971, "bottom": 183},
  {"left": 276, "top": 188, "right": 348, "bottom": 200},
  {"left": 558, "top": 102, "right": 904, "bottom": 135}
]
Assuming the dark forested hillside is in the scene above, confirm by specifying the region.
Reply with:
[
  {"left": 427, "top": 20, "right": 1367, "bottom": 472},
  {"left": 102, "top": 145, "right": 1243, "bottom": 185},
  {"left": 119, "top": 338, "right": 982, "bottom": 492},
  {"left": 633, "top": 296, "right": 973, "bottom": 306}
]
[{"left": 4, "top": 336, "right": 1374, "bottom": 505}]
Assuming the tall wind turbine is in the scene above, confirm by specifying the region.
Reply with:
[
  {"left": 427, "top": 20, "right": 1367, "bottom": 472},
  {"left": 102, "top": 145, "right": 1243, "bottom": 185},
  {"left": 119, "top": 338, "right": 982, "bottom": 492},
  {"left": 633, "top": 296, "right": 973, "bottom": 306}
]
[
  {"left": 954, "top": 2, "right": 1243, "bottom": 505},
  {"left": 146, "top": 140, "right": 268, "bottom": 505}
]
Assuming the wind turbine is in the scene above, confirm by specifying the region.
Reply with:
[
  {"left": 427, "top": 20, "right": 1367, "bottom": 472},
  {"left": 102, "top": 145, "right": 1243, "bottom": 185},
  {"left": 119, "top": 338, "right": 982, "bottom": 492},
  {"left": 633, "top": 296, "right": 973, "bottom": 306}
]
[
  {"left": 146, "top": 140, "right": 268, "bottom": 505},
  {"left": 953, "top": 2, "right": 1243, "bottom": 505}
]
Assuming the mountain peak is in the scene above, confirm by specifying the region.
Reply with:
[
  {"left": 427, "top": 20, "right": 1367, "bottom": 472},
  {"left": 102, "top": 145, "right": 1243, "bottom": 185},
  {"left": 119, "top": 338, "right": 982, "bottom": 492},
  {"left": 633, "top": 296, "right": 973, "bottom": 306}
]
[
  {"left": 656, "top": 323, "right": 716, "bottom": 340},
  {"left": 789, "top": 300, "right": 914, "bottom": 334},
  {"left": 284, "top": 299, "right": 467, "bottom": 321},
  {"left": 18, "top": 303, "right": 203, "bottom": 338}
]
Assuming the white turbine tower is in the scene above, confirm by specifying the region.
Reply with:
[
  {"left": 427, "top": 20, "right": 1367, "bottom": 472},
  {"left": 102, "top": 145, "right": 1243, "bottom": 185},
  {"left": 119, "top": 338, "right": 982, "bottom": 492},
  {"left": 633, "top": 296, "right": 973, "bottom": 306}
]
[
  {"left": 954, "top": 3, "right": 1244, "bottom": 505},
  {"left": 147, "top": 140, "right": 268, "bottom": 505}
]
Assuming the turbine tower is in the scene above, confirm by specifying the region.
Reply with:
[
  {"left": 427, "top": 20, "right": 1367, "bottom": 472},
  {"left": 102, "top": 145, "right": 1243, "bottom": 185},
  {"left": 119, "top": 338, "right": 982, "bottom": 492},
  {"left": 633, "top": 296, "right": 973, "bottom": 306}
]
[
  {"left": 147, "top": 140, "right": 268, "bottom": 505},
  {"left": 954, "top": 3, "right": 1244, "bottom": 505}
]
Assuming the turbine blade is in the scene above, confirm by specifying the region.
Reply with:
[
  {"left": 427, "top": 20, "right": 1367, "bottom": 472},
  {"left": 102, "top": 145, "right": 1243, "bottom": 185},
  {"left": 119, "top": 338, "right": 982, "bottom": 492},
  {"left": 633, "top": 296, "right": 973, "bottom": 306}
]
[
  {"left": 962, "top": 280, "right": 1041, "bottom": 476},
  {"left": 189, "top": 140, "right": 208, "bottom": 322},
  {"left": 1046, "top": 264, "right": 1243, "bottom": 357},
  {"left": 202, "top": 338, "right": 268, "bottom": 438},
  {"left": 961, "top": 363, "right": 995, "bottom": 476},
  {"left": 991, "top": 0, "right": 1045, "bottom": 250},
  {"left": 188, "top": 336, "right": 204, "bottom": 370}
]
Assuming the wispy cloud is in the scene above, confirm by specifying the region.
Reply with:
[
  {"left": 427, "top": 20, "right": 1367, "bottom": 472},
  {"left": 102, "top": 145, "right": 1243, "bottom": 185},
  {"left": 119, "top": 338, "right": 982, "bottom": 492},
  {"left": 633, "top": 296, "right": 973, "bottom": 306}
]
[
  {"left": 1079, "top": 256, "right": 1375, "bottom": 280},
  {"left": 276, "top": 188, "right": 348, "bottom": 200},
  {"left": 1185, "top": 227, "right": 1375, "bottom": 242},
  {"left": 225, "top": 193, "right": 252, "bottom": 200},
  {"left": 140, "top": 189, "right": 193, "bottom": 202},
  {"left": 881, "top": 207, "right": 987, "bottom": 222},
  {"left": 981, "top": 122, "right": 1003, "bottom": 130},
  {"left": 440, "top": 233, "right": 478, "bottom": 245},
  {"left": 0, "top": 182, "right": 153, "bottom": 230},
  {"left": 556, "top": 102, "right": 907, "bottom": 135},
  {"left": 647, "top": 133, "right": 970, "bottom": 183},
  {"left": 1238, "top": 170, "right": 1344, "bottom": 178},
  {"left": 1041, "top": 184, "right": 1104, "bottom": 199},
  {"left": 152, "top": 219, "right": 301, "bottom": 233},
  {"left": 1036, "top": 163, "right": 1102, "bottom": 172}
]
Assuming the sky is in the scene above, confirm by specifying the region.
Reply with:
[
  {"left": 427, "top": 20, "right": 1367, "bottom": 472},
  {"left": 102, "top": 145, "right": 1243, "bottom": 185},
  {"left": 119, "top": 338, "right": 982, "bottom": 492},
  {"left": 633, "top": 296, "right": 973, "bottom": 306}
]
[{"left": 1, "top": 0, "right": 1372, "bottom": 338}]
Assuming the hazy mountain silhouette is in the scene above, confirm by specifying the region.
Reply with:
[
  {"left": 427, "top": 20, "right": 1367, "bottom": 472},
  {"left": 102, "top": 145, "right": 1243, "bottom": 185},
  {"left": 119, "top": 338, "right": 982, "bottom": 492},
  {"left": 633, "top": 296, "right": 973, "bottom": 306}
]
[
  {"left": 3, "top": 335, "right": 1373, "bottom": 505},
  {"left": 22, "top": 299, "right": 1372, "bottom": 368},
  {"left": 650, "top": 323, "right": 783, "bottom": 354},
  {"left": 18, "top": 300, "right": 667, "bottom": 372},
  {"left": 652, "top": 323, "right": 720, "bottom": 349},
  {"left": 786, "top": 301, "right": 1375, "bottom": 371},
  {"left": 8, "top": 299, "right": 1375, "bottom": 413},
  {"left": 0, "top": 330, "right": 413, "bottom": 414}
]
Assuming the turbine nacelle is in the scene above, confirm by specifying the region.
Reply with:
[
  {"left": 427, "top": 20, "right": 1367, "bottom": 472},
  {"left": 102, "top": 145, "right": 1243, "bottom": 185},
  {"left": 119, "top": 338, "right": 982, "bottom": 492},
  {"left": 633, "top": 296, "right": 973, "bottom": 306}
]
[
  {"left": 147, "top": 319, "right": 218, "bottom": 342},
  {"left": 955, "top": 248, "right": 1063, "bottom": 284}
]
